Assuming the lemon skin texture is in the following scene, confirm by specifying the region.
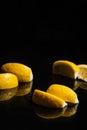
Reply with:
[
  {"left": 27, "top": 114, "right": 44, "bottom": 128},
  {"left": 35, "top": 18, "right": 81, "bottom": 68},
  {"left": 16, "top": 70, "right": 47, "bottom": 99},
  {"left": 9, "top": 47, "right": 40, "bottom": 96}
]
[
  {"left": 53, "top": 60, "right": 80, "bottom": 79},
  {"left": 0, "top": 73, "right": 18, "bottom": 89},
  {"left": 1, "top": 62, "right": 33, "bottom": 82},
  {"left": 47, "top": 84, "right": 79, "bottom": 104},
  {"left": 32, "top": 89, "right": 67, "bottom": 109}
]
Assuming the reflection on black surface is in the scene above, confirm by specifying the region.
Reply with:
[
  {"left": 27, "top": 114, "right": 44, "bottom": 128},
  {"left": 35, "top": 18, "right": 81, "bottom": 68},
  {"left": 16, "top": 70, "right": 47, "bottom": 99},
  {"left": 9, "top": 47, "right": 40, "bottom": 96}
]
[
  {"left": 33, "top": 105, "right": 65, "bottom": 119},
  {"left": 52, "top": 74, "right": 87, "bottom": 92},
  {"left": 0, "top": 81, "right": 33, "bottom": 102},
  {"left": 16, "top": 81, "right": 33, "bottom": 96},
  {"left": 52, "top": 74, "right": 80, "bottom": 90},
  {"left": 0, "top": 81, "right": 33, "bottom": 113},
  {"left": 7, "top": 82, "right": 33, "bottom": 110},
  {"left": 0, "top": 87, "right": 18, "bottom": 101},
  {"left": 33, "top": 103, "right": 79, "bottom": 120},
  {"left": 62, "top": 104, "right": 79, "bottom": 117},
  {"left": 75, "top": 80, "right": 87, "bottom": 90}
]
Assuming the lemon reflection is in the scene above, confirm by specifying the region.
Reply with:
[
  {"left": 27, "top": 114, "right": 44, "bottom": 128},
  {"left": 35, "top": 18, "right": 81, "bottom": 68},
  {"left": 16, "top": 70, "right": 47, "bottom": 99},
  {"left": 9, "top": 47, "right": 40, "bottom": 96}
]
[
  {"left": 34, "top": 105, "right": 66, "bottom": 119},
  {"left": 0, "top": 87, "right": 18, "bottom": 101},
  {"left": 62, "top": 104, "right": 79, "bottom": 117},
  {"left": 75, "top": 80, "right": 87, "bottom": 90},
  {"left": 52, "top": 74, "right": 79, "bottom": 90},
  {"left": 16, "top": 81, "right": 33, "bottom": 96},
  {"left": 34, "top": 103, "right": 79, "bottom": 119}
]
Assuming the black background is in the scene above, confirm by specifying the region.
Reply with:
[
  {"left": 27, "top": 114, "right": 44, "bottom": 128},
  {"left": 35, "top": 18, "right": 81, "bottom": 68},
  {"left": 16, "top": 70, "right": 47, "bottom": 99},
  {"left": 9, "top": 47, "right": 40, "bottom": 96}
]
[
  {"left": 0, "top": 1, "right": 87, "bottom": 130},
  {"left": 1, "top": 1, "right": 87, "bottom": 63}
]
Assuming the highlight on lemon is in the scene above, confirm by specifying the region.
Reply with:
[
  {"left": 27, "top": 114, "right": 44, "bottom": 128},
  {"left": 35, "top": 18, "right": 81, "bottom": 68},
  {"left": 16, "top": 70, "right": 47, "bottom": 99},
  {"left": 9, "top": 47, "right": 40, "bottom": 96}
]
[
  {"left": 0, "top": 73, "right": 18, "bottom": 89},
  {"left": 77, "top": 64, "right": 87, "bottom": 82},
  {"left": 1, "top": 62, "right": 33, "bottom": 82},
  {"left": 32, "top": 89, "right": 67, "bottom": 109},
  {"left": 52, "top": 60, "right": 80, "bottom": 79},
  {"left": 46, "top": 84, "right": 79, "bottom": 104}
]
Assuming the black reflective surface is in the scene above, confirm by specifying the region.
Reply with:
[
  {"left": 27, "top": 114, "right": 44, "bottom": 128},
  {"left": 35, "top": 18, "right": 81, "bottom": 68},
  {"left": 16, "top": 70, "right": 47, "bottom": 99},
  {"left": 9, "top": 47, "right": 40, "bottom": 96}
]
[{"left": 0, "top": 43, "right": 87, "bottom": 129}]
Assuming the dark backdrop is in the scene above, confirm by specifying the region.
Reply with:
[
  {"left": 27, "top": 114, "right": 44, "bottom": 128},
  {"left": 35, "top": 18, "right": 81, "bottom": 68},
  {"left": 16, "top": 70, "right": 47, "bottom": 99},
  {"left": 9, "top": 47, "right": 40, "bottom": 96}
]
[
  {"left": 0, "top": 1, "right": 87, "bottom": 65},
  {"left": 17, "top": 1, "right": 87, "bottom": 62}
]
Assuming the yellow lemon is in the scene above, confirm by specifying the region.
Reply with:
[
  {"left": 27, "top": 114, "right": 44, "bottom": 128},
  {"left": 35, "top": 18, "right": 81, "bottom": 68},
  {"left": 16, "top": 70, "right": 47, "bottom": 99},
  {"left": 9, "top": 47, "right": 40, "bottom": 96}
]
[
  {"left": 47, "top": 84, "right": 79, "bottom": 104},
  {"left": 0, "top": 73, "right": 18, "bottom": 89},
  {"left": 52, "top": 60, "right": 80, "bottom": 79},
  {"left": 32, "top": 89, "right": 67, "bottom": 109},
  {"left": 77, "top": 64, "right": 87, "bottom": 82},
  {"left": 1, "top": 62, "right": 33, "bottom": 82},
  {"left": 0, "top": 87, "right": 18, "bottom": 101}
]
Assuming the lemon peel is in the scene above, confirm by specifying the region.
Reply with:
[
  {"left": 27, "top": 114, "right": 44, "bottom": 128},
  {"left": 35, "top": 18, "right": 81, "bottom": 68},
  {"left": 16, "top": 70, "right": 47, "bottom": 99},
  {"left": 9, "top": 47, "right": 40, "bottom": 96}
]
[
  {"left": 52, "top": 60, "right": 80, "bottom": 79},
  {"left": 32, "top": 89, "right": 67, "bottom": 109},
  {"left": 1, "top": 62, "right": 33, "bottom": 82},
  {"left": 46, "top": 84, "right": 79, "bottom": 104},
  {"left": 0, "top": 73, "right": 18, "bottom": 89}
]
